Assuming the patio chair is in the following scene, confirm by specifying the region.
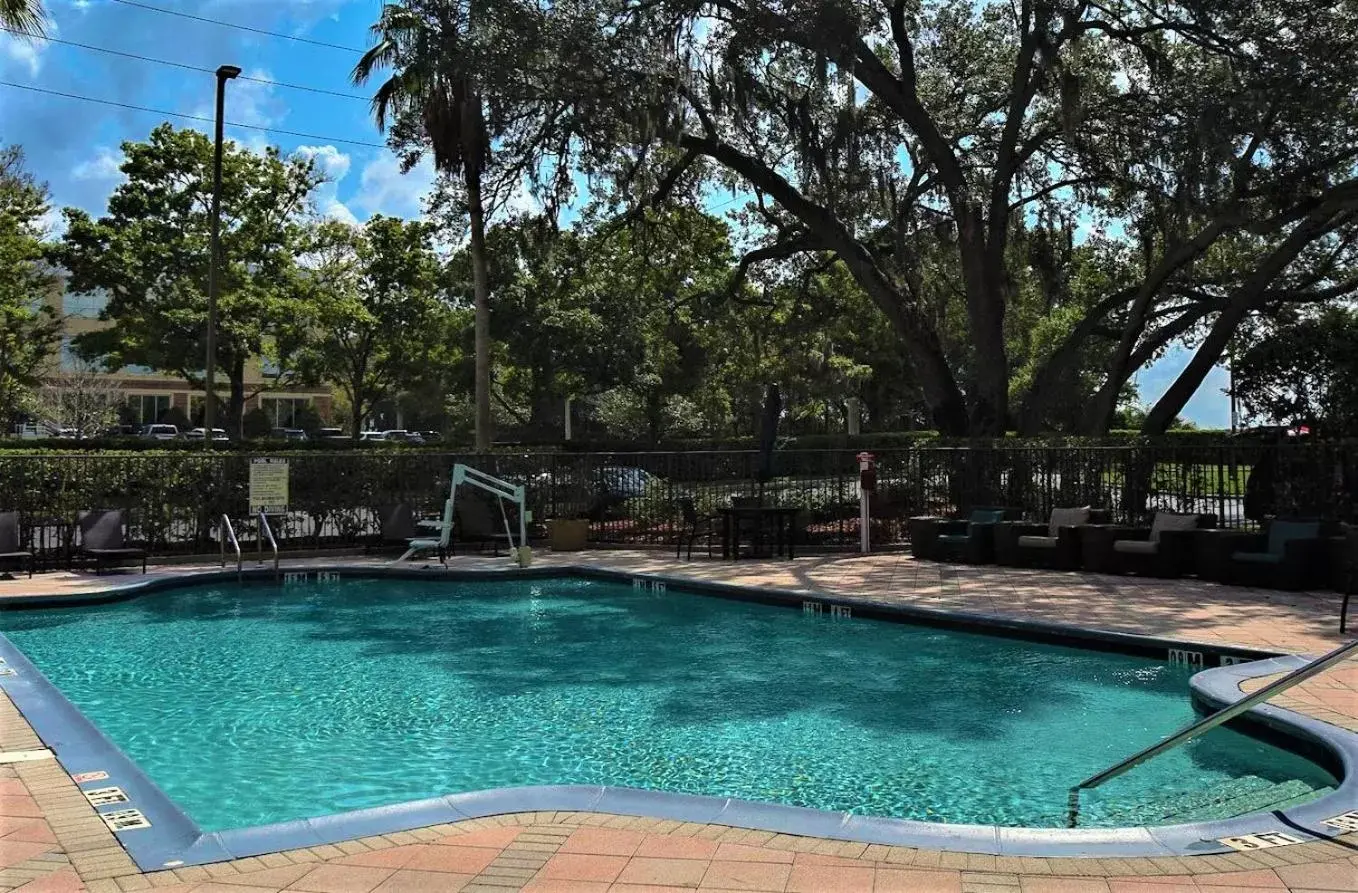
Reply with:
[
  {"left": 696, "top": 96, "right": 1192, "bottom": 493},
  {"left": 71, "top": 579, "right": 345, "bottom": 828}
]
[
  {"left": 995, "top": 506, "right": 1109, "bottom": 570},
  {"left": 0, "top": 511, "right": 34, "bottom": 578},
  {"left": 369, "top": 503, "right": 418, "bottom": 553},
  {"left": 676, "top": 497, "right": 717, "bottom": 560},
  {"left": 1082, "top": 512, "right": 1216, "bottom": 578},
  {"left": 77, "top": 509, "right": 146, "bottom": 575},
  {"left": 1222, "top": 518, "right": 1330, "bottom": 591},
  {"left": 920, "top": 507, "right": 1023, "bottom": 564},
  {"left": 452, "top": 493, "right": 514, "bottom": 556}
]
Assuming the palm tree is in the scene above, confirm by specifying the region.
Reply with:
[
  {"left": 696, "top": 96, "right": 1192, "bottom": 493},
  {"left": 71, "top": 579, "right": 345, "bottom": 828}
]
[
  {"left": 1, "top": 0, "right": 45, "bottom": 34},
  {"left": 353, "top": 0, "right": 494, "bottom": 451}
]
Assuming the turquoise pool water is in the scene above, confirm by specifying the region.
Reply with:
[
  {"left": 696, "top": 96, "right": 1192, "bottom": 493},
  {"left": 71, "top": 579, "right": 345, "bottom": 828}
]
[{"left": 0, "top": 576, "right": 1336, "bottom": 832}]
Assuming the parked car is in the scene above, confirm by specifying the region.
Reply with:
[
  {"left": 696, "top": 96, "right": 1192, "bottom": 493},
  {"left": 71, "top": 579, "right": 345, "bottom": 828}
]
[
  {"left": 183, "top": 428, "right": 229, "bottom": 442},
  {"left": 534, "top": 465, "right": 665, "bottom": 521},
  {"left": 270, "top": 428, "right": 308, "bottom": 441},
  {"left": 359, "top": 430, "right": 387, "bottom": 442},
  {"left": 380, "top": 429, "right": 424, "bottom": 444},
  {"left": 318, "top": 427, "right": 348, "bottom": 442},
  {"left": 419, "top": 430, "right": 442, "bottom": 443},
  {"left": 141, "top": 424, "right": 179, "bottom": 441}
]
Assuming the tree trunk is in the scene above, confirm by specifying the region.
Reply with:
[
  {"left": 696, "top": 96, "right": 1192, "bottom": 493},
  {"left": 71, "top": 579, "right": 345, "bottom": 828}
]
[
  {"left": 466, "top": 160, "right": 493, "bottom": 452},
  {"left": 348, "top": 386, "right": 365, "bottom": 442},
  {"left": 957, "top": 210, "right": 1008, "bottom": 435},
  {"left": 227, "top": 357, "right": 246, "bottom": 440}
]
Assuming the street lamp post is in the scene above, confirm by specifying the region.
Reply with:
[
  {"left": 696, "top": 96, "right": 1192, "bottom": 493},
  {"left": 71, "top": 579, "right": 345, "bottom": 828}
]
[{"left": 205, "top": 64, "right": 241, "bottom": 446}]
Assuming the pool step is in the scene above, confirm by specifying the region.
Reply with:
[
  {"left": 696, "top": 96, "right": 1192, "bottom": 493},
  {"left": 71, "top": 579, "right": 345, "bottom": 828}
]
[{"left": 1103, "top": 776, "right": 1332, "bottom": 826}]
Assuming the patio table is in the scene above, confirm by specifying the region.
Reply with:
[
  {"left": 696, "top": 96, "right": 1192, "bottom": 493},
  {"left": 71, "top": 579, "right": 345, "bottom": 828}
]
[{"left": 718, "top": 506, "right": 800, "bottom": 560}]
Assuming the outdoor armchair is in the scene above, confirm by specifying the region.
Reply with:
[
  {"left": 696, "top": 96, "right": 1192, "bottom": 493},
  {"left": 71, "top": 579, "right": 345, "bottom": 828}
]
[
  {"left": 1222, "top": 518, "right": 1330, "bottom": 591},
  {"left": 995, "top": 506, "right": 1109, "bottom": 570},
  {"left": 908, "top": 507, "right": 1022, "bottom": 561},
  {"left": 1081, "top": 512, "right": 1216, "bottom": 578}
]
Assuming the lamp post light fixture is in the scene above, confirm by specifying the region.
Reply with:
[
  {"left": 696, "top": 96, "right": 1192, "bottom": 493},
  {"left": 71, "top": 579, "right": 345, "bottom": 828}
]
[{"left": 204, "top": 64, "right": 241, "bottom": 446}]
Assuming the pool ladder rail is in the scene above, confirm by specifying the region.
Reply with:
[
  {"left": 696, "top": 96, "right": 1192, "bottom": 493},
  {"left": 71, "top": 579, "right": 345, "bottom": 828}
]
[
  {"left": 219, "top": 514, "right": 241, "bottom": 582},
  {"left": 257, "top": 510, "right": 279, "bottom": 580},
  {"left": 1067, "top": 637, "right": 1358, "bottom": 827}
]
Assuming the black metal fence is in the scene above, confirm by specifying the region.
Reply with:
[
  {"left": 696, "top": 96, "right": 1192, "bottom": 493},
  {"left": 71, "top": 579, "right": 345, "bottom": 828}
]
[{"left": 0, "top": 442, "right": 1354, "bottom": 565}]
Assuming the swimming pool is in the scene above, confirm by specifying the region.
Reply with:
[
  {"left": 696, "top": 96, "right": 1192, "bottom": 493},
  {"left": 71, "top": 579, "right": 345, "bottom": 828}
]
[{"left": 0, "top": 574, "right": 1337, "bottom": 835}]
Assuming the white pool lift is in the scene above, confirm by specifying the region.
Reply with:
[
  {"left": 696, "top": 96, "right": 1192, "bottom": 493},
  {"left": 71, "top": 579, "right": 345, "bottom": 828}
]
[{"left": 395, "top": 464, "right": 530, "bottom": 566}]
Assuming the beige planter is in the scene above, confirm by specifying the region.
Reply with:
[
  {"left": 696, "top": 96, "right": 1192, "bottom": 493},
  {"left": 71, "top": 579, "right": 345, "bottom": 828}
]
[{"left": 547, "top": 518, "right": 589, "bottom": 552}]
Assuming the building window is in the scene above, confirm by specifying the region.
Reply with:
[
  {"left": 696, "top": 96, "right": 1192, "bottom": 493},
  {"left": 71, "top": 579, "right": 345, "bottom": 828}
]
[
  {"left": 262, "top": 396, "right": 311, "bottom": 428},
  {"left": 130, "top": 394, "right": 171, "bottom": 426},
  {"left": 63, "top": 290, "right": 108, "bottom": 319}
]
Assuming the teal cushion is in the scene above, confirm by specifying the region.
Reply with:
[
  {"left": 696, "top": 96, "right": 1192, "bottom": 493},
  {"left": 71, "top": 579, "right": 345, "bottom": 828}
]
[
  {"left": 969, "top": 509, "right": 1006, "bottom": 524},
  {"left": 1233, "top": 551, "right": 1282, "bottom": 564},
  {"left": 1267, "top": 521, "right": 1320, "bottom": 555},
  {"left": 938, "top": 534, "right": 969, "bottom": 544}
]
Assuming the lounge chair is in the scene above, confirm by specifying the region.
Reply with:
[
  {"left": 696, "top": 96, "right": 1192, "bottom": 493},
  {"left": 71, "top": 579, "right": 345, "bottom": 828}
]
[
  {"left": 77, "top": 510, "right": 146, "bottom": 574},
  {"left": 1081, "top": 512, "right": 1216, "bottom": 577},
  {"left": 0, "top": 511, "right": 34, "bottom": 578},
  {"left": 995, "top": 506, "right": 1109, "bottom": 569},
  {"left": 1340, "top": 524, "right": 1357, "bottom": 633},
  {"left": 910, "top": 507, "right": 1023, "bottom": 563},
  {"left": 452, "top": 494, "right": 515, "bottom": 555},
  {"left": 369, "top": 503, "right": 418, "bottom": 553},
  {"left": 1222, "top": 518, "right": 1330, "bottom": 591},
  {"left": 676, "top": 496, "right": 717, "bottom": 560}
]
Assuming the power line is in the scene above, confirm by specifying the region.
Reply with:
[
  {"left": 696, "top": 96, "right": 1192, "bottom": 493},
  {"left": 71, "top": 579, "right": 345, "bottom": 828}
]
[
  {"left": 0, "top": 80, "right": 388, "bottom": 148},
  {"left": 0, "top": 26, "right": 370, "bottom": 101},
  {"left": 107, "top": 0, "right": 365, "bottom": 53}
]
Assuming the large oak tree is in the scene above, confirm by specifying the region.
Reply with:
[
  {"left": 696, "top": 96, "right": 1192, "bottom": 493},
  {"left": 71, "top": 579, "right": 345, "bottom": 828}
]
[{"left": 560, "top": 0, "right": 1358, "bottom": 435}]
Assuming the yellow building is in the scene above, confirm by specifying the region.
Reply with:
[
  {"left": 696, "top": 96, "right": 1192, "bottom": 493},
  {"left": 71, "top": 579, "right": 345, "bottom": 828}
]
[{"left": 48, "top": 287, "right": 332, "bottom": 429}]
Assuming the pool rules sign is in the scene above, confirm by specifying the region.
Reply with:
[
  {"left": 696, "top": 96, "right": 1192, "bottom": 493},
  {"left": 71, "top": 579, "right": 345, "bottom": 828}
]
[{"left": 249, "top": 458, "right": 289, "bottom": 514}]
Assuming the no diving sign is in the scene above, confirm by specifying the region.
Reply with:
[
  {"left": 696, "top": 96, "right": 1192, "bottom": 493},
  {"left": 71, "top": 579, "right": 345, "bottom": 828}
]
[{"left": 249, "top": 458, "right": 289, "bottom": 514}]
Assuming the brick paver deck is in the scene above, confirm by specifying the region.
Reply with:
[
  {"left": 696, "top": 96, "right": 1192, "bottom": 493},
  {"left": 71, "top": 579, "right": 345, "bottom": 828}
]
[{"left": 1, "top": 551, "right": 1355, "bottom": 892}]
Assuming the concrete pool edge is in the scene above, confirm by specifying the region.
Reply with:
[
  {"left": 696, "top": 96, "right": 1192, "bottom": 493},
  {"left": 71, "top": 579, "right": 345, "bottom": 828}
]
[{"left": 0, "top": 565, "right": 1351, "bottom": 870}]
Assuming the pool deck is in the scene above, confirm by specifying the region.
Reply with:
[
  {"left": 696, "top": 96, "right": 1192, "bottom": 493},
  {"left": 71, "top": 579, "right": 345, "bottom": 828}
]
[{"left": 1, "top": 551, "right": 1355, "bottom": 893}]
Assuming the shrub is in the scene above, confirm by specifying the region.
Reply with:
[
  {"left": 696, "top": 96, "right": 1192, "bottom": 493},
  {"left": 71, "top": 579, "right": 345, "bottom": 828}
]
[{"left": 242, "top": 408, "right": 272, "bottom": 439}]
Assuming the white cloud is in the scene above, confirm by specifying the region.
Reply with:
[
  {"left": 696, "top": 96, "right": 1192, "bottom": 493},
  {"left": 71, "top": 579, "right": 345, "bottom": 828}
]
[
  {"left": 351, "top": 154, "right": 435, "bottom": 220},
  {"left": 293, "top": 145, "right": 358, "bottom": 225},
  {"left": 71, "top": 146, "right": 123, "bottom": 182},
  {"left": 294, "top": 144, "right": 351, "bottom": 182},
  {"left": 39, "top": 206, "right": 67, "bottom": 240},
  {"left": 1, "top": 32, "right": 44, "bottom": 77}
]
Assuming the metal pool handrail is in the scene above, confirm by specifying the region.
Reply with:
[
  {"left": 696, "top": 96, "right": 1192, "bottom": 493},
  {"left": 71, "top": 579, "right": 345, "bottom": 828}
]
[
  {"left": 220, "top": 514, "right": 241, "bottom": 581},
  {"left": 257, "top": 510, "right": 278, "bottom": 579},
  {"left": 1067, "top": 638, "right": 1358, "bottom": 827}
]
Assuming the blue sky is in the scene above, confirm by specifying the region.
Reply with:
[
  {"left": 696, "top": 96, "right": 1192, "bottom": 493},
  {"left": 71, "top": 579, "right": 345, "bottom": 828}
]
[{"left": 0, "top": 0, "right": 1230, "bottom": 428}]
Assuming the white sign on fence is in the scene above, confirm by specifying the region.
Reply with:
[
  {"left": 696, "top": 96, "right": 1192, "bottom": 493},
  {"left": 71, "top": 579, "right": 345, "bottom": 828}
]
[{"left": 249, "top": 458, "right": 289, "bottom": 514}]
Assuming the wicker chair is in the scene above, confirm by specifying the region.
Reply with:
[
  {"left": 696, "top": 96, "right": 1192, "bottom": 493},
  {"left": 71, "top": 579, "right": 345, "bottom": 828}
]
[
  {"left": 995, "top": 506, "right": 1110, "bottom": 570},
  {"left": 1221, "top": 518, "right": 1331, "bottom": 591},
  {"left": 1081, "top": 512, "right": 1216, "bottom": 577},
  {"left": 916, "top": 507, "right": 1023, "bottom": 564}
]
